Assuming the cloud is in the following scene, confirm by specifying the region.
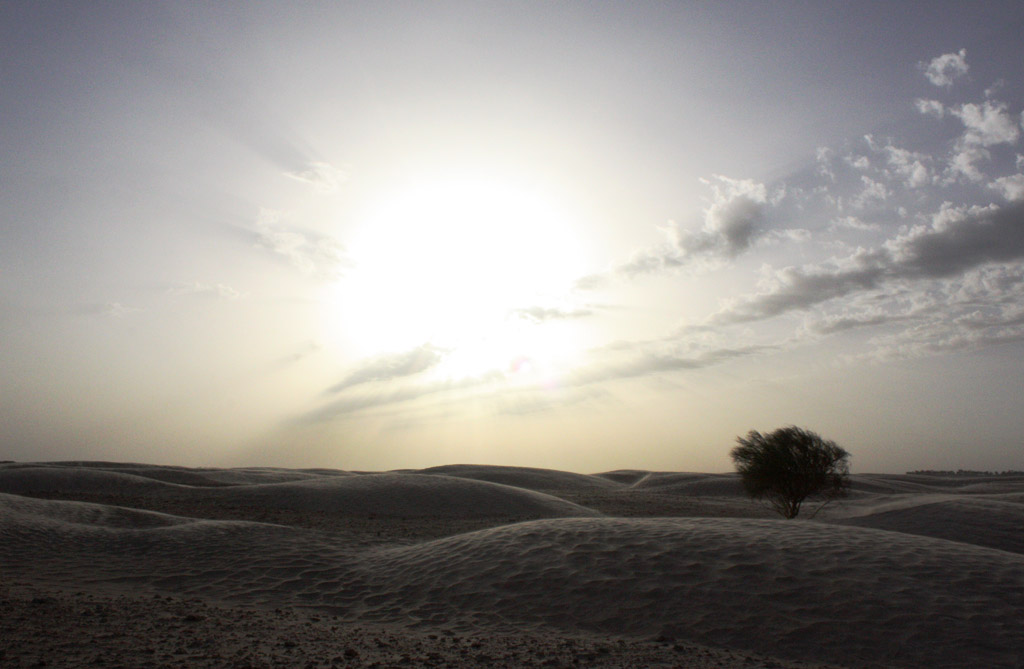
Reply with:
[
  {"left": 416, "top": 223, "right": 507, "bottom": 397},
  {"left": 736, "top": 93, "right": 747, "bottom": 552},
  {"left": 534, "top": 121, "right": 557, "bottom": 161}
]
[
  {"left": 303, "top": 371, "right": 501, "bottom": 422},
  {"left": 327, "top": 344, "right": 446, "bottom": 393},
  {"left": 952, "top": 101, "right": 1021, "bottom": 147},
  {"left": 270, "top": 341, "right": 323, "bottom": 369},
  {"left": 882, "top": 145, "right": 932, "bottom": 188},
  {"left": 710, "top": 252, "right": 887, "bottom": 325},
  {"left": 491, "top": 386, "right": 608, "bottom": 416},
  {"left": 566, "top": 344, "right": 774, "bottom": 386},
  {"left": 284, "top": 161, "right": 348, "bottom": 193},
  {"left": 944, "top": 101, "right": 1021, "bottom": 183},
  {"left": 846, "top": 154, "right": 870, "bottom": 171},
  {"left": 765, "top": 228, "right": 812, "bottom": 244},
  {"left": 510, "top": 305, "right": 593, "bottom": 323},
  {"left": 708, "top": 202, "right": 1024, "bottom": 325},
  {"left": 921, "top": 49, "right": 968, "bottom": 87},
  {"left": 616, "top": 245, "right": 687, "bottom": 278},
  {"left": 740, "top": 256, "right": 1024, "bottom": 362},
  {"left": 852, "top": 175, "right": 889, "bottom": 208},
  {"left": 254, "top": 208, "right": 348, "bottom": 277},
  {"left": 946, "top": 143, "right": 991, "bottom": 183},
  {"left": 572, "top": 272, "right": 609, "bottom": 291},
  {"left": 169, "top": 281, "right": 244, "bottom": 299},
  {"left": 885, "top": 203, "right": 1019, "bottom": 279},
  {"left": 816, "top": 146, "right": 837, "bottom": 182},
  {"left": 299, "top": 321, "right": 783, "bottom": 422},
  {"left": 990, "top": 174, "right": 1024, "bottom": 201},
  {"left": 915, "top": 99, "right": 945, "bottom": 118},
  {"left": 678, "top": 175, "right": 770, "bottom": 258},
  {"left": 868, "top": 295, "right": 1024, "bottom": 360},
  {"left": 102, "top": 302, "right": 141, "bottom": 318},
  {"left": 806, "top": 311, "right": 915, "bottom": 336},
  {"left": 589, "top": 175, "right": 778, "bottom": 283},
  {"left": 830, "top": 215, "right": 880, "bottom": 232},
  {"left": 302, "top": 339, "right": 777, "bottom": 422}
]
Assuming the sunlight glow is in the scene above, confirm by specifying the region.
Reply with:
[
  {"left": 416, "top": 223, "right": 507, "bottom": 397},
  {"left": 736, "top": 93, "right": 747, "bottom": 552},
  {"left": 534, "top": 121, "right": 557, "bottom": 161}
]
[{"left": 328, "top": 175, "right": 588, "bottom": 380}]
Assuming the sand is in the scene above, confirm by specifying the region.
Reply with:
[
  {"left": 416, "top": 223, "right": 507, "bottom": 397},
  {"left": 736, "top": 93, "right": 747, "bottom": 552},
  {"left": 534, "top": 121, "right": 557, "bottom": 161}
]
[{"left": 2, "top": 462, "right": 1022, "bottom": 668}]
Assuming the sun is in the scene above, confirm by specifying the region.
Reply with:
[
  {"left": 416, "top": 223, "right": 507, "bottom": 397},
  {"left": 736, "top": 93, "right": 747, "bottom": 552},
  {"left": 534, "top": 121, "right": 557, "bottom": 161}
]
[{"left": 327, "top": 174, "right": 588, "bottom": 381}]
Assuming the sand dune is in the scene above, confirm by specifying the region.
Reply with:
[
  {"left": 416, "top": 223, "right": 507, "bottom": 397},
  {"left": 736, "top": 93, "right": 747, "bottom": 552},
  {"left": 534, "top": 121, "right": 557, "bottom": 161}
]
[
  {"left": 3, "top": 461, "right": 1024, "bottom": 668},
  {"left": 0, "top": 461, "right": 353, "bottom": 488},
  {"left": 831, "top": 494, "right": 1024, "bottom": 554},
  {"left": 419, "top": 463, "right": 621, "bottom": 493},
  {"left": 356, "top": 518, "right": 1024, "bottom": 667},
  {"left": 180, "top": 466, "right": 353, "bottom": 486},
  {"left": 630, "top": 472, "right": 747, "bottom": 496},
  {"left": 0, "top": 465, "right": 598, "bottom": 520},
  {"left": 195, "top": 473, "right": 602, "bottom": 519},
  {"left": 850, "top": 472, "right": 1024, "bottom": 495},
  {"left": 0, "top": 493, "right": 360, "bottom": 595},
  {"left": 0, "top": 465, "right": 191, "bottom": 495},
  {"left": 592, "top": 468, "right": 650, "bottom": 485}
]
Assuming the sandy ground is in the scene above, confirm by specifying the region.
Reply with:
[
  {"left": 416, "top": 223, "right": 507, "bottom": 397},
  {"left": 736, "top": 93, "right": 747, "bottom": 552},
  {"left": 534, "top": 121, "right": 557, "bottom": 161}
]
[{"left": 2, "top": 461, "right": 1022, "bottom": 668}]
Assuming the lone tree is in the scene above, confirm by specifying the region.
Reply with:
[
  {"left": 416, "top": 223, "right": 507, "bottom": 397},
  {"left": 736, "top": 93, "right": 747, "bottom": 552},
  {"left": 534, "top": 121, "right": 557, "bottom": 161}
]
[{"left": 730, "top": 426, "right": 850, "bottom": 519}]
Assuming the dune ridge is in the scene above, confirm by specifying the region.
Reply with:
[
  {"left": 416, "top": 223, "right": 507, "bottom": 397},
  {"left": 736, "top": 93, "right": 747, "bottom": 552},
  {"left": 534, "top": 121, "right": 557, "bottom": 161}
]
[
  {"left": 420, "top": 463, "right": 621, "bottom": 493},
  {"left": 0, "top": 466, "right": 598, "bottom": 520}
]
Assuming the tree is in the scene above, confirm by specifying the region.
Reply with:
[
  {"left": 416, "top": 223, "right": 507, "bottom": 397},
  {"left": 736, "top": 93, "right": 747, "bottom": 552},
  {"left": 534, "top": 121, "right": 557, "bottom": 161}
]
[{"left": 730, "top": 426, "right": 850, "bottom": 519}]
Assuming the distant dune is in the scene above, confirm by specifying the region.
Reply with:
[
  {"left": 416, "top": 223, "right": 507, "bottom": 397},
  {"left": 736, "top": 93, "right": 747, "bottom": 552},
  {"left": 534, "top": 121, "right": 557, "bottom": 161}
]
[
  {"left": 2, "top": 461, "right": 1023, "bottom": 668},
  {"left": 420, "top": 463, "right": 621, "bottom": 493}
]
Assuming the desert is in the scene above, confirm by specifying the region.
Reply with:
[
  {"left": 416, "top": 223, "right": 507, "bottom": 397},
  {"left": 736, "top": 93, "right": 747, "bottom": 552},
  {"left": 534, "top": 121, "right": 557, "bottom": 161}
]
[
  {"left": 7, "top": 3, "right": 1024, "bottom": 667},
  {"left": 1, "top": 461, "right": 1022, "bottom": 668}
]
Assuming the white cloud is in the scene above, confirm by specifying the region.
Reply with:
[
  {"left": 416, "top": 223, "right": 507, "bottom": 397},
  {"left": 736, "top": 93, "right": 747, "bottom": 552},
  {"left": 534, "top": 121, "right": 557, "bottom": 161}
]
[
  {"left": 812, "top": 312, "right": 912, "bottom": 336},
  {"left": 915, "top": 99, "right": 945, "bottom": 118},
  {"left": 796, "top": 260, "right": 1024, "bottom": 361},
  {"left": 940, "top": 102, "right": 1020, "bottom": 184},
  {"left": 253, "top": 208, "right": 348, "bottom": 277},
  {"left": 103, "top": 302, "right": 140, "bottom": 318},
  {"left": 327, "top": 344, "right": 446, "bottom": 393},
  {"left": 883, "top": 146, "right": 932, "bottom": 188},
  {"left": 284, "top": 161, "right": 348, "bottom": 193},
  {"left": 573, "top": 273, "right": 609, "bottom": 291},
  {"left": 616, "top": 244, "right": 686, "bottom": 278},
  {"left": 921, "top": 49, "right": 968, "bottom": 87},
  {"left": 990, "top": 174, "right": 1024, "bottom": 201},
  {"left": 846, "top": 155, "right": 870, "bottom": 170},
  {"left": 304, "top": 369, "right": 506, "bottom": 421},
  {"left": 169, "top": 281, "right": 244, "bottom": 299},
  {"left": 853, "top": 175, "right": 888, "bottom": 208},
  {"left": 953, "top": 101, "right": 1021, "bottom": 147},
  {"left": 947, "top": 144, "right": 991, "bottom": 183},
  {"left": 510, "top": 305, "right": 593, "bottom": 323},
  {"left": 816, "top": 146, "right": 836, "bottom": 182},
  {"left": 766, "top": 228, "right": 812, "bottom": 244},
  {"left": 564, "top": 343, "right": 774, "bottom": 387},
  {"left": 830, "top": 216, "right": 879, "bottom": 232},
  {"left": 868, "top": 293, "right": 1024, "bottom": 360}
]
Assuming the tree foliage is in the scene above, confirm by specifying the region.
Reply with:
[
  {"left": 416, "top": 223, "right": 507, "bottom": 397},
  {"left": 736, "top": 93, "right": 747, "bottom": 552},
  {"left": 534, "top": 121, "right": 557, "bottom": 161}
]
[{"left": 730, "top": 426, "right": 850, "bottom": 519}]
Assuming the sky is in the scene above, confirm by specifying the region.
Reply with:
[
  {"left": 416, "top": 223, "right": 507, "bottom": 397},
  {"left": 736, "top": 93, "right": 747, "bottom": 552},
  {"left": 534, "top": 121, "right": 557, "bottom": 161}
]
[{"left": 3, "top": 1, "right": 1024, "bottom": 474}]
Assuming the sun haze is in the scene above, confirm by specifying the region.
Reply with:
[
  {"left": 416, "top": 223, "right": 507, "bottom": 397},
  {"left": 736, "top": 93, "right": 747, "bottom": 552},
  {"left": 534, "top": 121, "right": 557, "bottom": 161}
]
[
  {"left": 2, "top": 3, "right": 1024, "bottom": 473},
  {"left": 328, "top": 176, "right": 586, "bottom": 371}
]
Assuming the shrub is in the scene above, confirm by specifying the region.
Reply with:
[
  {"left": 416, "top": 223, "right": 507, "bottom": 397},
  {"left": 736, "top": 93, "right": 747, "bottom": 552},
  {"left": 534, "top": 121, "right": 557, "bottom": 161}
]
[{"left": 730, "top": 426, "right": 850, "bottom": 519}]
